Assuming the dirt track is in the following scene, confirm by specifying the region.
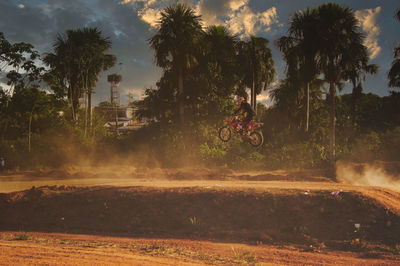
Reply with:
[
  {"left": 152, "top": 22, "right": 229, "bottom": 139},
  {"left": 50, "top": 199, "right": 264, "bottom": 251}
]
[
  {"left": 2, "top": 231, "right": 399, "bottom": 265},
  {"left": 1, "top": 168, "right": 400, "bottom": 264}
]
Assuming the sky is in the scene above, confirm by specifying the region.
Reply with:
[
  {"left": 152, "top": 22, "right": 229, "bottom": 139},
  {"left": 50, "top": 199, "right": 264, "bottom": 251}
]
[{"left": 0, "top": 0, "right": 399, "bottom": 106}]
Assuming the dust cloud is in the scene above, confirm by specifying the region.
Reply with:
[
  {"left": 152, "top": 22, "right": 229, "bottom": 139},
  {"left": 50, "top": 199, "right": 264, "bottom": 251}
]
[{"left": 336, "top": 161, "right": 400, "bottom": 191}]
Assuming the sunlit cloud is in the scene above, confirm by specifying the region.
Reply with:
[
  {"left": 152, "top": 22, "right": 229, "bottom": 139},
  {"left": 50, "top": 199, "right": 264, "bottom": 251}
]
[
  {"left": 229, "top": 0, "right": 248, "bottom": 12},
  {"left": 226, "top": 6, "right": 278, "bottom": 36},
  {"left": 125, "top": 87, "right": 146, "bottom": 100},
  {"left": 138, "top": 7, "right": 161, "bottom": 28},
  {"left": 120, "top": 0, "right": 281, "bottom": 36},
  {"left": 195, "top": 0, "right": 280, "bottom": 36},
  {"left": 257, "top": 90, "right": 273, "bottom": 107},
  {"left": 355, "top": 6, "right": 382, "bottom": 60},
  {"left": 119, "top": 0, "right": 166, "bottom": 28},
  {"left": 17, "top": 4, "right": 25, "bottom": 9}
]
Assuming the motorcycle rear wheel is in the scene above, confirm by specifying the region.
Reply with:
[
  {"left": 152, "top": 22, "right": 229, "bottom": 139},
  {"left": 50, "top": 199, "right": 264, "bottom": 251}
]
[{"left": 218, "top": 126, "right": 231, "bottom": 142}]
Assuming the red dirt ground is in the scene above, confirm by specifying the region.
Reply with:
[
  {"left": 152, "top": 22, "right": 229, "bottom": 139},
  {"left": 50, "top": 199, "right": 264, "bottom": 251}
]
[{"left": 1, "top": 167, "right": 400, "bottom": 265}]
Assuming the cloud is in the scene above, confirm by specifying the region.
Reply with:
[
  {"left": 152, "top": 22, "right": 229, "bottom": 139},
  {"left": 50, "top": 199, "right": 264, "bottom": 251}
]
[
  {"left": 17, "top": 4, "right": 24, "bottom": 9},
  {"left": 226, "top": 5, "right": 278, "bottom": 36},
  {"left": 138, "top": 7, "right": 161, "bottom": 28},
  {"left": 257, "top": 90, "right": 273, "bottom": 107},
  {"left": 229, "top": 0, "right": 247, "bottom": 12},
  {"left": 1, "top": 0, "right": 161, "bottom": 106},
  {"left": 120, "top": 0, "right": 280, "bottom": 36},
  {"left": 355, "top": 6, "right": 382, "bottom": 60},
  {"left": 195, "top": 0, "right": 279, "bottom": 36},
  {"left": 119, "top": 0, "right": 166, "bottom": 28},
  {"left": 126, "top": 87, "right": 147, "bottom": 100}
]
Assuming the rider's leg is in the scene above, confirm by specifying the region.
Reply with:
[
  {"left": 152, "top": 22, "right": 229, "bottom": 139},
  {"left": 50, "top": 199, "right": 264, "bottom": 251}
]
[
  {"left": 243, "top": 115, "right": 252, "bottom": 130},
  {"left": 241, "top": 116, "right": 249, "bottom": 135},
  {"left": 244, "top": 114, "right": 255, "bottom": 135}
]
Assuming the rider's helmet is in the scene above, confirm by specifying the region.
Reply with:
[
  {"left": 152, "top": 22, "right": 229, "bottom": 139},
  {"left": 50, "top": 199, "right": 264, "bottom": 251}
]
[{"left": 236, "top": 97, "right": 245, "bottom": 105}]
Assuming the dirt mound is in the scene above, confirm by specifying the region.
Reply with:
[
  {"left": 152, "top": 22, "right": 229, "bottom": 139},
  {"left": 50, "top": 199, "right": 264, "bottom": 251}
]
[
  {"left": 1, "top": 184, "right": 399, "bottom": 251},
  {"left": 3, "top": 167, "right": 331, "bottom": 181}
]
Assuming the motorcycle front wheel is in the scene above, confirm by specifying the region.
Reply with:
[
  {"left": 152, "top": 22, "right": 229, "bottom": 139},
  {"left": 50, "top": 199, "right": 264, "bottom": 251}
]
[{"left": 249, "top": 131, "right": 263, "bottom": 147}]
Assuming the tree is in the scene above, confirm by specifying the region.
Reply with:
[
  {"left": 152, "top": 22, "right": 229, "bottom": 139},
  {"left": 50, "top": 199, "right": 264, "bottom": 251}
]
[
  {"left": 1, "top": 32, "right": 44, "bottom": 141},
  {"left": 140, "top": 25, "right": 238, "bottom": 124},
  {"left": 195, "top": 25, "right": 238, "bottom": 120},
  {"left": 9, "top": 85, "right": 58, "bottom": 152},
  {"left": 342, "top": 47, "right": 378, "bottom": 126},
  {"left": 237, "top": 36, "right": 275, "bottom": 113},
  {"left": 43, "top": 28, "right": 116, "bottom": 125},
  {"left": 149, "top": 3, "right": 203, "bottom": 125},
  {"left": 75, "top": 28, "right": 115, "bottom": 132},
  {"left": 277, "top": 8, "right": 319, "bottom": 132},
  {"left": 388, "top": 9, "right": 400, "bottom": 89},
  {"left": 314, "top": 3, "right": 372, "bottom": 171},
  {"left": 0, "top": 32, "right": 44, "bottom": 89},
  {"left": 271, "top": 78, "right": 304, "bottom": 129}
]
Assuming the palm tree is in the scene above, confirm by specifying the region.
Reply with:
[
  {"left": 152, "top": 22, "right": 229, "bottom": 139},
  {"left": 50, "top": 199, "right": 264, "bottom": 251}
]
[
  {"left": 343, "top": 46, "right": 378, "bottom": 126},
  {"left": 271, "top": 78, "right": 304, "bottom": 129},
  {"left": 149, "top": 3, "right": 203, "bottom": 125},
  {"left": 237, "top": 36, "right": 275, "bottom": 113},
  {"left": 314, "top": 3, "right": 372, "bottom": 170},
  {"left": 44, "top": 28, "right": 115, "bottom": 125},
  {"left": 74, "top": 28, "right": 116, "bottom": 130},
  {"left": 44, "top": 33, "right": 79, "bottom": 120},
  {"left": 200, "top": 26, "right": 238, "bottom": 114},
  {"left": 277, "top": 8, "right": 319, "bottom": 132},
  {"left": 388, "top": 9, "right": 400, "bottom": 89},
  {"left": 203, "top": 26, "right": 237, "bottom": 87}
]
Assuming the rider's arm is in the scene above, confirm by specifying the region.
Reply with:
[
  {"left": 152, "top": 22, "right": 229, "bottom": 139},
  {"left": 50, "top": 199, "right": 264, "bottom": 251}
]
[{"left": 233, "top": 104, "right": 242, "bottom": 116}]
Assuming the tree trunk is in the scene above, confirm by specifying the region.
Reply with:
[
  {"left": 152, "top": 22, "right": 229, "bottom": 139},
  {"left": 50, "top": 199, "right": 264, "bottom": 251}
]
[
  {"left": 252, "top": 70, "right": 256, "bottom": 113},
  {"left": 84, "top": 72, "right": 88, "bottom": 138},
  {"left": 88, "top": 89, "right": 92, "bottom": 129},
  {"left": 178, "top": 66, "right": 184, "bottom": 125},
  {"left": 73, "top": 99, "right": 78, "bottom": 122},
  {"left": 84, "top": 92, "right": 87, "bottom": 138},
  {"left": 1, "top": 97, "right": 10, "bottom": 141},
  {"left": 306, "top": 82, "right": 310, "bottom": 132},
  {"left": 28, "top": 109, "right": 34, "bottom": 153},
  {"left": 115, "top": 104, "right": 118, "bottom": 134},
  {"left": 351, "top": 92, "right": 356, "bottom": 127},
  {"left": 69, "top": 87, "right": 76, "bottom": 122},
  {"left": 329, "top": 81, "right": 336, "bottom": 178},
  {"left": 351, "top": 82, "right": 360, "bottom": 127}
]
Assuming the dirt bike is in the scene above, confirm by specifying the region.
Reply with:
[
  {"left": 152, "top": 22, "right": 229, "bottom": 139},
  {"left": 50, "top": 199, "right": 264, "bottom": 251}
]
[{"left": 218, "top": 117, "right": 264, "bottom": 147}]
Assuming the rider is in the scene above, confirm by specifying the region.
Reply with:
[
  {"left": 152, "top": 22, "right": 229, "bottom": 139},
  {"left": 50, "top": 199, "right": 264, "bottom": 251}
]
[{"left": 233, "top": 95, "right": 255, "bottom": 134}]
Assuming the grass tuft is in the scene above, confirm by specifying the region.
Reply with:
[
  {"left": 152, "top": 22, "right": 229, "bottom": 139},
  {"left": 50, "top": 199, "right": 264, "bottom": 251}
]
[
  {"left": 231, "top": 247, "right": 257, "bottom": 264},
  {"left": 14, "top": 233, "right": 29, "bottom": 241}
]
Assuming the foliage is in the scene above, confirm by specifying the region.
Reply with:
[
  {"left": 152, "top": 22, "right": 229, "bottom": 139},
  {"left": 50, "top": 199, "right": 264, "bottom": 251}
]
[
  {"left": 43, "top": 27, "right": 116, "bottom": 122},
  {"left": 189, "top": 217, "right": 202, "bottom": 228},
  {"left": 0, "top": 32, "right": 44, "bottom": 88},
  {"left": 1, "top": 5, "right": 400, "bottom": 172},
  {"left": 231, "top": 247, "right": 257, "bottom": 264},
  {"left": 237, "top": 36, "right": 276, "bottom": 110},
  {"left": 277, "top": 3, "right": 376, "bottom": 170},
  {"left": 14, "top": 233, "right": 29, "bottom": 241},
  {"left": 388, "top": 9, "right": 400, "bottom": 89},
  {"left": 149, "top": 3, "right": 203, "bottom": 124},
  {"left": 146, "top": 4, "right": 274, "bottom": 125}
]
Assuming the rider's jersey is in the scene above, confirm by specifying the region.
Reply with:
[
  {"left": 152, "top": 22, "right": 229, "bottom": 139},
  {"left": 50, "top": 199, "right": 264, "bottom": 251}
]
[{"left": 234, "top": 102, "right": 255, "bottom": 116}]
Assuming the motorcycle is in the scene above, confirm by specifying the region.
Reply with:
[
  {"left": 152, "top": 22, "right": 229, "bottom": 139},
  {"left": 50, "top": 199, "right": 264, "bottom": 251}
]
[{"left": 218, "top": 117, "right": 264, "bottom": 147}]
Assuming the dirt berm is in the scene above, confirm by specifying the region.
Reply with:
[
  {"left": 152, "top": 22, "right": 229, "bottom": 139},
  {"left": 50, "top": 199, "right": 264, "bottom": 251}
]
[{"left": 1, "top": 183, "right": 399, "bottom": 251}]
